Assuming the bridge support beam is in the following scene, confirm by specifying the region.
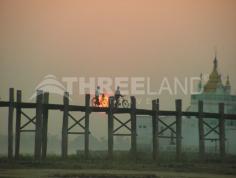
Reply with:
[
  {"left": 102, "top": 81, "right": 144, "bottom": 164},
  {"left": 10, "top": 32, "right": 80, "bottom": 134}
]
[
  {"left": 219, "top": 103, "right": 225, "bottom": 159},
  {"left": 62, "top": 92, "right": 69, "bottom": 158},
  {"left": 42, "top": 92, "right": 49, "bottom": 159},
  {"left": 8, "top": 88, "right": 14, "bottom": 160},
  {"left": 34, "top": 90, "right": 43, "bottom": 160},
  {"left": 152, "top": 99, "right": 159, "bottom": 161},
  {"left": 108, "top": 97, "right": 114, "bottom": 159},
  {"left": 130, "top": 96, "right": 137, "bottom": 157},
  {"left": 15, "top": 90, "right": 22, "bottom": 160},
  {"left": 85, "top": 94, "right": 90, "bottom": 159},
  {"left": 176, "top": 99, "right": 182, "bottom": 161},
  {"left": 198, "top": 100, "right": 205, "bottom": 160}
]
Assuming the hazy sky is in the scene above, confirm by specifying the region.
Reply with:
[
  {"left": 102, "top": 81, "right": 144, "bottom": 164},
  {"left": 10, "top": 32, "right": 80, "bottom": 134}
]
[{"left": 0, "top": 0, "right": 236, "bottom": 139}]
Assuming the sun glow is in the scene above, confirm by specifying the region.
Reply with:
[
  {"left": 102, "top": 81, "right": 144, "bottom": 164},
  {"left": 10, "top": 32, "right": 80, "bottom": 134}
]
[
  {"left": 91, "top": 93, "right": 110, "bottom": 108},
  {"left": 98, "top": 94, "right": 109, "bottom": 107}
]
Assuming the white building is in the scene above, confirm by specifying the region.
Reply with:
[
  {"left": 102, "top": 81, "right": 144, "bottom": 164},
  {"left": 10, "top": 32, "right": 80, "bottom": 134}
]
[
  {"left": 136, "top": 115, "right": 153, "bottom": 152},
  {"left": 188, "top": 56, "right": 236, "bottom": 126},
  {"left": 136, "top": 56, "right": 236, "bottom": 154},
  {"left": 187, "top": 56, "right": 236, "bottom": 154}
]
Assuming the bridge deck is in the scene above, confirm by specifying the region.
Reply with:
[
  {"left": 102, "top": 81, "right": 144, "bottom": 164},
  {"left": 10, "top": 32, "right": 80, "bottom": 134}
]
[{"left": 0, "top": 101, "right": 235, "bottom": 120}]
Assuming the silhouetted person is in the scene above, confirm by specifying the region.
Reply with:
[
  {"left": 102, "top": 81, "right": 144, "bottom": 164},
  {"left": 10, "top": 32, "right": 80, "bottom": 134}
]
[
  {"left": 95, "top": 86, "right": 100, "bottom": 105},
  {"left": 115, "top": 86, "right": 123, "bottom": 107}
]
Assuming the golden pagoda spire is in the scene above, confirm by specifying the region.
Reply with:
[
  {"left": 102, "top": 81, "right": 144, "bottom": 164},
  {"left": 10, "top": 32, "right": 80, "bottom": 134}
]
[
  {"left": 213, "top": 48, "right": 218, "bottom": 71},
  {"left": 225, "top": 75, "right": 231, "bottom": 94},
  {"left": 198, "top": 73, "right": 203, "bottom": 92},
  {"left": 213, "top": 56, "right": 217, "bottom": 71},
  {"left": 204, "top": 52, "right": 223, "bottom": 93},
  {"left": 226, "top": 75, "right": 230, "bottom": 86}
]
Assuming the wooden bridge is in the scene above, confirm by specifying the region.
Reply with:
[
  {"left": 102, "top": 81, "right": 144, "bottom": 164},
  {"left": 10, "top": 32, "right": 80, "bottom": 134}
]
[{"left": 1, "top": 88, "right": 236, "bottom": 161}]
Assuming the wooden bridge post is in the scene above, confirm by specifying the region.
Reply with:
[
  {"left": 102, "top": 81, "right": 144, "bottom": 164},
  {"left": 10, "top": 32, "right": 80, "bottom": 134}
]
[
  {"left": 176, "top": 99, "right": 182, "bottom": 161},
  {"left": 8, "top": 88, "right": 14, "bottom": 160},
  {"left": 152, "top": 99, "right": 159, "bottom": 161},
  {"left": 85, "top": 94, "right": 90, "bottom": 159},
  {"left": 42, "top": 92, "right": 49, "bottom": 159},
  {"left": 219, "top": 103, "right": 225, "bottom": 159},
  {"left": 198, "top": 100, "right": 205, "bottom": 160},
  {"left": 34, "top": 90, "right": 43, "bottom": 160},
  {"left": 15, "top": 90, "right": 22, "bottom": 160},
  {"left": 62, "top": 92, "right": 69, "bottom": 158},
  {"left": 130, "top": 96, "right": 137, "bottom": 157},
  {"left": 108, "top": 96, "right": 114, "bottom": 159}
]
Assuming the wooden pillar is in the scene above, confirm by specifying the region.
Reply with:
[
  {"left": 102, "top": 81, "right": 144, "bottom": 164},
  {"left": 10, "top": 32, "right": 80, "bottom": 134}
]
[
  {"left": 198, "top": 100, "right": 205, "bottom": 160},
  {"left": 84, "top": 94, "right": 90, "bottom": 159},
  {"left": 15, "top": 90, "right": 22, "bottom": 160},
  {"left": 8, "top": 88, "right": 14, "bottom": 160},
  {"left": 175, "top": 99, "right": 182, "bottom": 161},
  {"left": 130, "top": 96, "right": 137, "bottom": 157},
  {"left": 219, "top": 103, "right": 225, "bottom": 159},
  {"left": 42, "top": 92, "right": 49, "bottom": 159},
  {"left": 34, "top": 90, "right": 43, "bottom": 160},
  {"left": 61, "top": 92, "right": 69, "bottom": 158},
  {"left": 108, "top": 96, "right": 114, "bottom": 159},
  {"left": 152, "top": 99, "right": 159, "bottom": 161}
]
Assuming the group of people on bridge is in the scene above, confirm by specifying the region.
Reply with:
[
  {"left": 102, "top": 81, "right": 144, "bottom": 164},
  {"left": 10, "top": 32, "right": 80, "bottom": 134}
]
[{"left": 94, "top": 86, "right": 126, "bottom": 108}]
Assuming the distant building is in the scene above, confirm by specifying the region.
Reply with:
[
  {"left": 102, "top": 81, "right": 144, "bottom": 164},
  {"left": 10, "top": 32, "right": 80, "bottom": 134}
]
[
  {"left": 188, "top": 56, "right": 236, "bottom": 127},
  {"left": 186, "top": 56, "right": 236, "bottom": 154},
  {"left": 137, "top": 56, "right": 236, "bottom": 154}
]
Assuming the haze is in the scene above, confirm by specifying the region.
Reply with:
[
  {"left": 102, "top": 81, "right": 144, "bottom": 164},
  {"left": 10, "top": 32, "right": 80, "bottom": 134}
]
[{"left": 0, "top": 0, "right": 236, "bottom": 142}]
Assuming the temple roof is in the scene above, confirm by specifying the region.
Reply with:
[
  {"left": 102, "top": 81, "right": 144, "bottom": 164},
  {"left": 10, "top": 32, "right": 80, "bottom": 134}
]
[{"left": 204, "top": 57, "right": 224, "bottom": 92}]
